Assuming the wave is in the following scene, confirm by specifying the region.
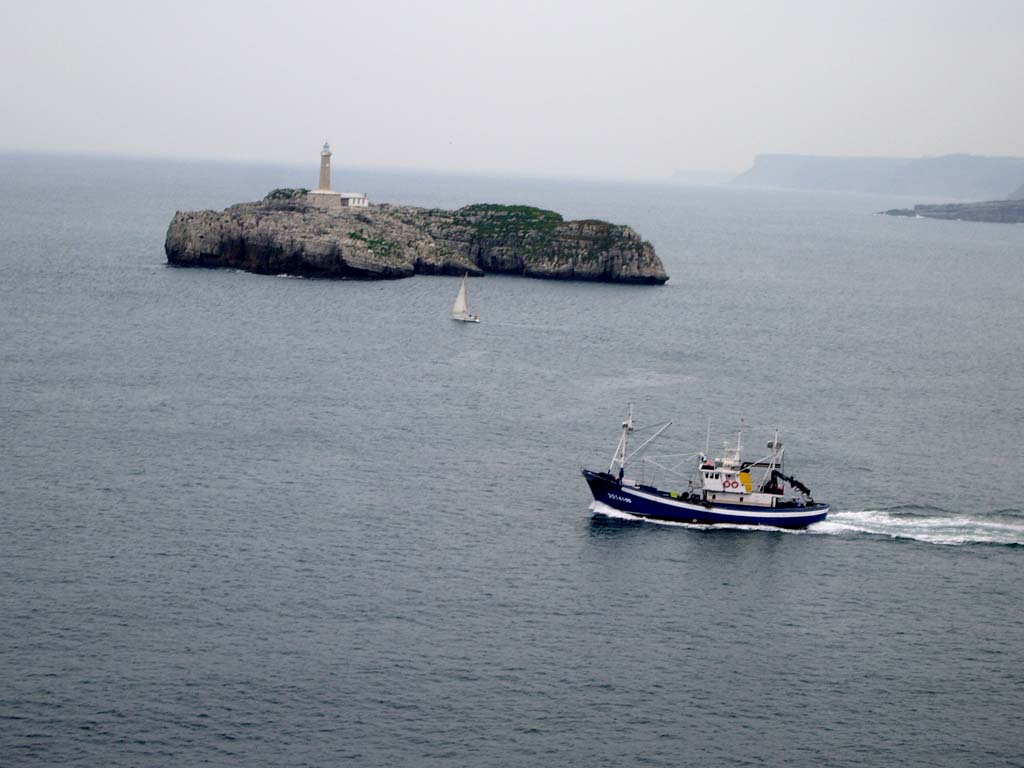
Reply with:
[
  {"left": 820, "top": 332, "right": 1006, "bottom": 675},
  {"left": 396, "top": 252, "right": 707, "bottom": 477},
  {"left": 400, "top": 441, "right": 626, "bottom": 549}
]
[{"left": 589, "top": 502, "right": 1024, "bottom": 546}]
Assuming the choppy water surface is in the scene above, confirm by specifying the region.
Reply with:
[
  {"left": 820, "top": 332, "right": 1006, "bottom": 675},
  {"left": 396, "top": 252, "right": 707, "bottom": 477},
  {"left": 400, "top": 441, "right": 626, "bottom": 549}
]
[{"left": 1, "top": 153, "right": 1023, "bottom": 766}]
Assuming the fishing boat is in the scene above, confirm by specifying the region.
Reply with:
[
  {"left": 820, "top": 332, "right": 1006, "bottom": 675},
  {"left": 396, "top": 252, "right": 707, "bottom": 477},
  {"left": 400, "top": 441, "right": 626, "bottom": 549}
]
[
  {"left": 451, "top": 274, "right": 480, "bottom": 323},
  {"left": 582, "top": 406, "right": 829, "bottom": 528}
]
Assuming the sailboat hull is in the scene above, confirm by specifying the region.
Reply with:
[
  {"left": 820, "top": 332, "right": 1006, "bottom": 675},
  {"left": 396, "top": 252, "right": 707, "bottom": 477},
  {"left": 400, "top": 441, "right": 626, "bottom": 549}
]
[
  {"left": 582, "top": 469, "right": 829, "bottom": 528},
  {"left": 452, "top": 314, "right": 480, "bottom": 323}
]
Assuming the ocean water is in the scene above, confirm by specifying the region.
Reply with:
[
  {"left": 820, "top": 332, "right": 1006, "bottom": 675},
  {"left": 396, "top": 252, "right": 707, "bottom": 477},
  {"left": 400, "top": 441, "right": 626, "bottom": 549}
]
[{"left": 1, "top": 152, "right": 1023, "bottom": 766}]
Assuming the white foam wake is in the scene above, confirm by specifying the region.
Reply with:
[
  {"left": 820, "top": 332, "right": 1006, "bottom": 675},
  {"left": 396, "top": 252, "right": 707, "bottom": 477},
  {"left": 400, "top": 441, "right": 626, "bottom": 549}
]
[
  {"left": 812, "top": 510, "right": 1024, "bottom": 546},
  {"left": 590, "top": 502, "right": 1024, "bottom": 546}
]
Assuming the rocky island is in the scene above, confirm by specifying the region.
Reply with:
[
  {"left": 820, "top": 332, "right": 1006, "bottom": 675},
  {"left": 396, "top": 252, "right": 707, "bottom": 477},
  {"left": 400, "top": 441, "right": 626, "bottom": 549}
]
[{"left": 165, "top": 190, "right": 668, "bottom": 284}]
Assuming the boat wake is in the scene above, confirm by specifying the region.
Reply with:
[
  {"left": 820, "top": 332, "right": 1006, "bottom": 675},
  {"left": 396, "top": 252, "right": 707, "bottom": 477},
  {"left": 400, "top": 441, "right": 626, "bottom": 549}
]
[
  {"left": 590, "top": 502, "right": 1024, "bottom": 546},
  {"left": 813, "top": 508, "right": 1024, "bottom": 546}
]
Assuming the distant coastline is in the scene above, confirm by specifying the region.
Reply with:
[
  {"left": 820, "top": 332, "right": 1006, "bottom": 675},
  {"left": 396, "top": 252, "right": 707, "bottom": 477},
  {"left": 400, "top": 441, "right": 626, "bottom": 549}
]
[
  {"left": 881, "top": 198, "right": 1024, "bottom": 223},
  {"left": 731, "top": 153, "right": 1024, "bottom": 200}
]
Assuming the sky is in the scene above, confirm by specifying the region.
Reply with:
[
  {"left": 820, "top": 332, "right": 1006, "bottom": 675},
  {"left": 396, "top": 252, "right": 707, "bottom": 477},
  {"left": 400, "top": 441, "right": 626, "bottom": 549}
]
[{"left": 1, "top": 0, "right": 1022, "bottom": 180}]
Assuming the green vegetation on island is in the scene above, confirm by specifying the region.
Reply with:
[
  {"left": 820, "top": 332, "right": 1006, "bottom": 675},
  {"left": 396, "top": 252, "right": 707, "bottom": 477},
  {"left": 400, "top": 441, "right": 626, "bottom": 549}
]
[{"left": 265, "top": 188, "right": 310, "bottom": 200}]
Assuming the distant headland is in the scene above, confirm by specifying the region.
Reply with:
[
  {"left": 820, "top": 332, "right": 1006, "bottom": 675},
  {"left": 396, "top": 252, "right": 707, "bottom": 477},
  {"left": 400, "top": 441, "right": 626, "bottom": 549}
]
[
  {"left": 732, "top": 153, "right": 1024, "bottom": 200},
  {"left": 165, "top": 143, "right": 668, "bottom": 284},
  {"left": 878, "top": 167, "right": 1024, "bottom": 223},
  {"left": 881, "top": 199, "right": 1024, "bottom": 223}
]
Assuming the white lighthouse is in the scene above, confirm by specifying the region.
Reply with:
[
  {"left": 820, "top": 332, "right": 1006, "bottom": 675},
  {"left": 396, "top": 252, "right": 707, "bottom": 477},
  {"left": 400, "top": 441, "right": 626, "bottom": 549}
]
[{"left": 306, "top": 141, "right": 368, "bottom": 209}]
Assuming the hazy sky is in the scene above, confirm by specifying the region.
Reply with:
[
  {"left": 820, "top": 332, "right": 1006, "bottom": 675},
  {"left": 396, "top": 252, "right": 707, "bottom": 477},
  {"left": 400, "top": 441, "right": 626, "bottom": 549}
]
[{"left": 2, "top": 0, "right": 1022, "bottom": 180}]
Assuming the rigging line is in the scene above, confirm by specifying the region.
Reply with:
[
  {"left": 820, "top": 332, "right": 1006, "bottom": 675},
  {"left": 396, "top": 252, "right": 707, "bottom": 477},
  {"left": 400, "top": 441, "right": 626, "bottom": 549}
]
[
  {"left": 644, "top": 454, "right": 702, "bottom": 472},
  {"left": 630, "top": 420, "right": 672, "bottom": 434},
  {"left": 641, "top": 459, "right": 692, "bottom": 478},
  {"left": 621, "top": 420, "right": 673, "bottom": 466},
  {"left": 649, "top": 453, "right": 700, "bottom": 469}
]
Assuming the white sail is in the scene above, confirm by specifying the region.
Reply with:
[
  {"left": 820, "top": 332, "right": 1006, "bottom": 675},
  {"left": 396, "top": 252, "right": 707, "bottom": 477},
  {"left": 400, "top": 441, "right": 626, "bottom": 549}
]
[
  {"left": 452, "top": 276, "right": 469, "bottom": 317},
  {"left": 451, "top": 273, "right": 479, "bottom": 322}
]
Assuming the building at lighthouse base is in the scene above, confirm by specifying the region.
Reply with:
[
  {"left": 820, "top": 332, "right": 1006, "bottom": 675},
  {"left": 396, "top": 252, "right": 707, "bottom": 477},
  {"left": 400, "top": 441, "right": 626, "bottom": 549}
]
[{"left": 306, "top": 190, "right": 368, "bottom": 209}]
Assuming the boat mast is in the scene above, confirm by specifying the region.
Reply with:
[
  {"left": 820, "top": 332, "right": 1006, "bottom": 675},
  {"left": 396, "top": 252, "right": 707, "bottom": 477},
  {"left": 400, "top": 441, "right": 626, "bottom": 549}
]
[
  {"left": 609, "top": 403, "right": 634, "bottom": 476},
  {"left": 622, "top": 420, "right": 673, "bottom": 467},
  {"left": 763, "top": 428, "right": 784, "bottom": 486},
  {"left": 608, "top": 404, "right": 673, "bottom": 478}
]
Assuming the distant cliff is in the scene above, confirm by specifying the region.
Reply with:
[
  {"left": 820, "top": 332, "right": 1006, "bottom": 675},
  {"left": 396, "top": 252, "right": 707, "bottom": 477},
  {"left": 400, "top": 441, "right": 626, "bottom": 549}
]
[
  {"left": 733, "top": 154, "right": 1024, "bottom": 200},
  {"left": 165, "top": 192, "right": 668, "bottom": 284},
  {"left": 881, "top": 199, "right": 1024, "bottom": 223}
]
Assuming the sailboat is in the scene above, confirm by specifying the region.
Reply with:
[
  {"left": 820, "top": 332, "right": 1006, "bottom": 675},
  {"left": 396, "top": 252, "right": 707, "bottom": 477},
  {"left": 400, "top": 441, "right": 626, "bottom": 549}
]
[{"left": 451, "top": 273, "right": 480, "bottom": 323}]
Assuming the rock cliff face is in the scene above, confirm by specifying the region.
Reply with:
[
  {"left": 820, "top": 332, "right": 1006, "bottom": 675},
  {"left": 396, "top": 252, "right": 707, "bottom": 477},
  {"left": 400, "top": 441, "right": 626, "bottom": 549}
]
[
  {"left": 165, "top": 192, "right": 668, "bottom": 284},
  {"left": 881, "top": 199, "right": 1024, "bottom": 223}
]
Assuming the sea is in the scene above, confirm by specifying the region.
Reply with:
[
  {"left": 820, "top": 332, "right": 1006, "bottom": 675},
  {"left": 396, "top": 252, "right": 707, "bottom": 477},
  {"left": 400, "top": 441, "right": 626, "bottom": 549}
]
[{"left": 1, "top": 151, "right": 1022, "bottom": 767}]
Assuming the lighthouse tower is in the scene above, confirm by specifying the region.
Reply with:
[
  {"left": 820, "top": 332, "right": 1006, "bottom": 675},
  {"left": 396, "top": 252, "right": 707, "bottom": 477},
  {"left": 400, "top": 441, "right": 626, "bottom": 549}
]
[
  {"left": 317, "top": 141, "right": 332, "bottom": 191},
  {"left": 306, "top": 141, "right": 368, "bottom": 209}
]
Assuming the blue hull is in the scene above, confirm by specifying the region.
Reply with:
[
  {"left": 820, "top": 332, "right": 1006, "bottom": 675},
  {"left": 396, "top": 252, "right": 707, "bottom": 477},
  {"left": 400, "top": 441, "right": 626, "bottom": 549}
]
[{"left": 582, "top": 469, "right": 828, "bottom": 529}]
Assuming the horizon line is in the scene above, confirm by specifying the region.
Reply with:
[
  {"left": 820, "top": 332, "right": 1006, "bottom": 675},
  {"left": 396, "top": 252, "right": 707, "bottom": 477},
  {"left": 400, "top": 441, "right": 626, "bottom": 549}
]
[{"left": 0, "top": 145, "right": 744, "bottom": 188}]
